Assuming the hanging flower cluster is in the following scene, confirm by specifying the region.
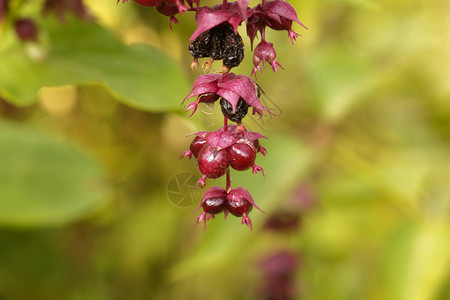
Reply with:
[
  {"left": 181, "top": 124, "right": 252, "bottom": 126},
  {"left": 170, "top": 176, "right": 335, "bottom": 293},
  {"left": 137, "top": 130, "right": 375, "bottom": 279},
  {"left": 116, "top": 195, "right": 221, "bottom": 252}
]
[{"left": 120, "top": 0, "right": 306, "bottom": 229}]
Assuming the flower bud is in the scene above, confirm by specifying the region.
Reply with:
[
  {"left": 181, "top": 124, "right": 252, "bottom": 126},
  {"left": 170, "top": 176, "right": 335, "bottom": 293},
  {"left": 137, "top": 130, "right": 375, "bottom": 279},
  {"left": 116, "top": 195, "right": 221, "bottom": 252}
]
[{"left": 252, "top": 40, "right": 284, "bottom": 78}]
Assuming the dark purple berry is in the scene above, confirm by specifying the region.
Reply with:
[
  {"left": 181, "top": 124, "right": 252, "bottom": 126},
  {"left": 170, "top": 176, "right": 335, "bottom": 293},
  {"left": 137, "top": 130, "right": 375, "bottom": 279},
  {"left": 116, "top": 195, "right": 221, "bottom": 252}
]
[
  {"left": 199, "top": 92, "right": 220, "bottom": 104},
  {"left": 227, "top": 197, "right": 253, "bottom": 217},
  {"left": 14, "top": 18, "right": 38, "bottom": 42},
  {"left": 216, "top": 24, "right": 244, "bottom": 69},
  {"left": 189, "top": 29, "right": 212, "bottom": 59},
  {"left": 189, "top": 136, "right": 207, "bottom": 158},
  {"left": 197, "top": 145, "right": 229, "bottom": 179},
  {"left": 220, "top": 97, "right": 249, "bottom": 123},
  {"left": 189, "top": 23, "right": 244, "bottom": 69},
  {"left": 228, "top": 143, "right": 256, "bottom": 171},
  {"left": 202, "top": 195, "right": 227, "bottom": 215}
]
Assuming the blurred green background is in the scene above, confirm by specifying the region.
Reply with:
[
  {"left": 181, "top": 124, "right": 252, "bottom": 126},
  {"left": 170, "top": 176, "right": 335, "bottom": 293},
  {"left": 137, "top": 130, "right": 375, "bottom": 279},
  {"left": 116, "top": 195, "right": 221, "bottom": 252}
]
[{"left": 0, "top": 0, "right": 449, "bottom": 299}]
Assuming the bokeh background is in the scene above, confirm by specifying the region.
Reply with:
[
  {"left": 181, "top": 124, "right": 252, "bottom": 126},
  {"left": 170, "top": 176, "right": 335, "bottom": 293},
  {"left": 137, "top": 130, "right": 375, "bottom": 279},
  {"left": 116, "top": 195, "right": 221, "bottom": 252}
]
[{"left": 0, "top": 0, "right": 449, "bottom": 299}]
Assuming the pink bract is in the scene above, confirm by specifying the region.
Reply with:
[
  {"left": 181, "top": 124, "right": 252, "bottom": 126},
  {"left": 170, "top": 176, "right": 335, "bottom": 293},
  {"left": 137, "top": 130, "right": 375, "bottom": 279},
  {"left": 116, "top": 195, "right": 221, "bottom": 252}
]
[
  {"left": 189, "top": 2, "right": 250, "bottom": 41},
  {"left": 183, "top": 73, "right": 273, "bottom": 117},
  {"left": 247, "top": 0, "right": 307, "bottom": 45},
  {"left": 189, "top": 125, "right": 267, "bottom": 150}
]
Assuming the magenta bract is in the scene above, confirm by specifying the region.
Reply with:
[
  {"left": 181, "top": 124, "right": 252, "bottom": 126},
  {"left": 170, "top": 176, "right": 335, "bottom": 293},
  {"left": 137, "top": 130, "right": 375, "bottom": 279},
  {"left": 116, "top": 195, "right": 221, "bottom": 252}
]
[
  {"left": 189, "top": 2, "right": 247, "bottom": 41},
  {"left": 183, "top": 73, "right": 273, "bottom": 116},
  {"left": 247, "top": 0, "right": 307, "bottom": 45},
  {"left": 189, "top": 125, "right": 266, "bottom": 150}
]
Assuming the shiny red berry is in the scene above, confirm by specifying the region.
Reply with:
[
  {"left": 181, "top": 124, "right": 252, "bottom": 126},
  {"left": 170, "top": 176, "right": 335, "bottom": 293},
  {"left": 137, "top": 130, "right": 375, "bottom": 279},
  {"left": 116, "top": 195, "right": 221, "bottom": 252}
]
[
  {"left": 196, "top": 186, "right": 228, "bottom": 228},
  {"left": 189, "top": 136, "right": 207, "bottom": 158},
  {"left": 227, "top": 196, "right": 252, "bottom": 217},
  {"left": 226, "top": 187, "right": 264, "bottom": 229},
  {"left": 202, "top": 195, "right": 227, "bottom": 215},
  {"left": 228, "top": 142, "right": 256, "bottom": 171},
  {"left": 197, "top": 145, "right": 229, "bottom": 179}
]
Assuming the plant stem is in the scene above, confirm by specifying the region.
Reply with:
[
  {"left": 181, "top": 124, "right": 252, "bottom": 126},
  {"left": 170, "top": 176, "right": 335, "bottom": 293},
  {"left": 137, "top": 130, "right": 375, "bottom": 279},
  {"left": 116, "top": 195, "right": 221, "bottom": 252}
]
[
  {"left": 222, "top": 0, "right": 227, "bottom": 10},
  {"left": 226, "top": 169, "right": 231, "bottom": 192},
  {"left": 261, "top": 26, "right": 266, "bottom": 41},
  {"left": 224, "top": 116, "right": 228, "bottom": 131}
]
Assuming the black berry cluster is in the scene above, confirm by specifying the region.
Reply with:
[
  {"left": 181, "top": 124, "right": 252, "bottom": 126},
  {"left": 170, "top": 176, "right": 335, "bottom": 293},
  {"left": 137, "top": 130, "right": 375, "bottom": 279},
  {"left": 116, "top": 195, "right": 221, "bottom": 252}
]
[{"left": 189, "top": 23, "right": 244, "bottom": 72}]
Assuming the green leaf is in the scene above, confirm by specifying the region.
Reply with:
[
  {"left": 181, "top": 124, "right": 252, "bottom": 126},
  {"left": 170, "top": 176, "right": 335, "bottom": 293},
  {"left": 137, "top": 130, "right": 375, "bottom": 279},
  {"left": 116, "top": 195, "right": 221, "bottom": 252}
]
[
  {"left": 307, "top": 45, "right": 375, "bottom": 122},
  {"left": 0, "top": 16, "right": 188, "bottom": 112},
  {"left": 382, "top": 220, "right": 450, "bottom": 300},
  {"left": 0, "top": 121, "right": 107, "bottom": 227}
]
